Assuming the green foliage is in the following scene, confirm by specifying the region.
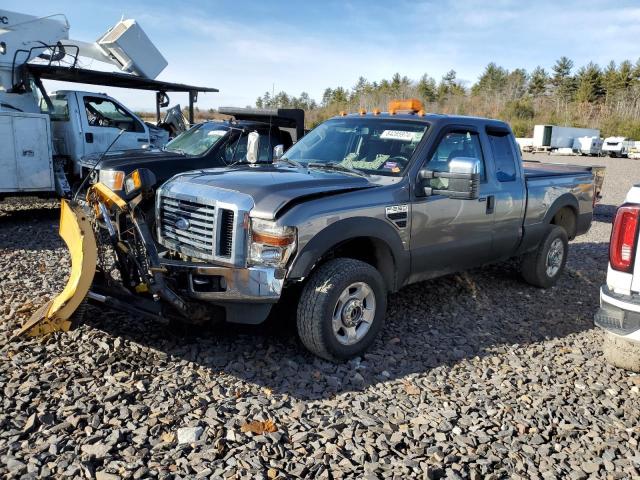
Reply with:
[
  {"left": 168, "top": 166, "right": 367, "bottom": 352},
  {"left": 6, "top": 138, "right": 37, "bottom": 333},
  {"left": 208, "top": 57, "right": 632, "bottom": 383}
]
[
  {"left": 601, "top": 117, "right": 640, "bottom": 138},
  {"left": 252, "top": 57, "right": 640, "bottom": 136},
  {"left": 575, "top": 62, "right": 604, "bottom": 103},
  {"left": 529, "top": 66, "right": 549, "bottom": 97},
  {"left": 472, "top": 62, "right": 508, "bottom": 95},
  {"left": 256, "top": 90, "right": 317, "bottom": 110},
  {"left": 503, "top": 99, "right": 535, "bottom": 120},
  {"left": 509, "top": 119, "right": 534, "bottom": 137},
  {"left": 417, "top": 74, "right": 437, "bottom": 102}
]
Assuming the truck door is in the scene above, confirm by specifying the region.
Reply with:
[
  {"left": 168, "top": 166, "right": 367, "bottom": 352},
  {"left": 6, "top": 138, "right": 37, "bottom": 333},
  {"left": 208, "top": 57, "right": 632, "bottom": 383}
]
[
  {"left": 410, "top": 126, "right": 494, "bottom": 281},
  {"left": 482, "top": 126, "right": 526, "bottom": 261},
  {"left": 79, "top": 94, "right": 150, "bottom": 156}
]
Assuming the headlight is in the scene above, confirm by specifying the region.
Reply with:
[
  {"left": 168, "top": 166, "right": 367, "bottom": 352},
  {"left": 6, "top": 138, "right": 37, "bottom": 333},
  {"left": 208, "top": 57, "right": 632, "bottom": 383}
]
[
  {"left": 248, "top": 218, "right": 297, "bottom": 267},
  {"left": 98, "top": 170, "right": 125, "bottom": 191}
]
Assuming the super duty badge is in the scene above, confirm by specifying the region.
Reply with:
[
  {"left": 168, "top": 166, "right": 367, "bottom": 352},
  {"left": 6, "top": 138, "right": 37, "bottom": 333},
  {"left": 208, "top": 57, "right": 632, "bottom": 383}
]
[{"left": 386, "top": 204, "right": 408, "bottom": 229}]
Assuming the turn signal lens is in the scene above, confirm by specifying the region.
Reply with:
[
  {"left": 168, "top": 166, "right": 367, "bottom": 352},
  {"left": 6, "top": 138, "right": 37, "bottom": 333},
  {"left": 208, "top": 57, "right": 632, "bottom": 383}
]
[{"left": 610, "top": 204, "right": 640, "bottom": 272}]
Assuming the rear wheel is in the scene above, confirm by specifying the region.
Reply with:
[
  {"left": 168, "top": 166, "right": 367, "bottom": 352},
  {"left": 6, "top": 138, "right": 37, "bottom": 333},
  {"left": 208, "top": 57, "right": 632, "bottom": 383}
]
[
  {"left": 521, "top": 225, "right": 568, "bottom": 288},
  {"left": 603, "top": 331, "right": 640, "bottom": 372},
  {"left": 297, "top": 258, "right": 387, "bottom": 361}
]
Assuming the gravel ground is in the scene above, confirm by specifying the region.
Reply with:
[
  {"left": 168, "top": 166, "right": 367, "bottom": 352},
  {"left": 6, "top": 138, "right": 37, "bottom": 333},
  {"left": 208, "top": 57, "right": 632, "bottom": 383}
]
[{"left": 1, "top": 155, "right": 639, "bottom": 479}]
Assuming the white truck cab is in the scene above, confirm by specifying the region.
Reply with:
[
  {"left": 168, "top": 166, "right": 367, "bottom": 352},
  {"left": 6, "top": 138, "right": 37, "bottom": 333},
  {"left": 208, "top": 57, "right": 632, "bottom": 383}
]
[
  {"left": 42, "top": 90, "right": 168, "bottom": 177},
  {"left": 595, "top": 185, "right": 640, "bottom": 371}
]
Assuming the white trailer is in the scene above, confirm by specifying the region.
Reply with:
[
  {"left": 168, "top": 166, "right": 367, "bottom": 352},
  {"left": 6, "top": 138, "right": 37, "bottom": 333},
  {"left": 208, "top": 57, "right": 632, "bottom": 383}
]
[
  {"left": 572, "top": 136, "right": 603, "bottom": 156},
  {"left": 532, "top": 125, "right": 600, "bottom": 152},
  {"left": 628, "top": 141, "right": 640, "bottom": 159},
  {"left": 602, "top": 137, "right": 632, "bottom": 158},
  {"left": 515, "top": 137, "right": 533, "bottom": 153}
]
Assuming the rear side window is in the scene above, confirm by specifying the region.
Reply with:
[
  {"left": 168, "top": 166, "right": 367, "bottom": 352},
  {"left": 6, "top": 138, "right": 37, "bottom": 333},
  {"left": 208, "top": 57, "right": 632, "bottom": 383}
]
[{"left": 487, "top": 131, "right": 517, "bottom": 182}]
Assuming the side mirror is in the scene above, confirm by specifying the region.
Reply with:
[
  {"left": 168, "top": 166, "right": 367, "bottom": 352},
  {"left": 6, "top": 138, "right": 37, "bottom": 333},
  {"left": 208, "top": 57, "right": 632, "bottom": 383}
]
[
  {"left": 273, "top": 144, "right": 284, "bottom": 161},
  {"left": 418, "top": 157, "right": 480, "bottom": 199},
  {"left": 247, "top": 131, "right": 260, "bottom": 164}
]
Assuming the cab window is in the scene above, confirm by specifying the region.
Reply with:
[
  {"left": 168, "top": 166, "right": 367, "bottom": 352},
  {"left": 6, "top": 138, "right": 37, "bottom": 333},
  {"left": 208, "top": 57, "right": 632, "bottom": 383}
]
[
  {"left": 219, "top": 130, "right": 281, "bottom": 164},
  {"left": 487, "top": 131, "right": 517, "bottom": 182},
  {"left": 427, "top": 130, "right": 485, "bottom": 180},
  {"left": 84, "top": 97, "right": 144, "bottom": 133}
]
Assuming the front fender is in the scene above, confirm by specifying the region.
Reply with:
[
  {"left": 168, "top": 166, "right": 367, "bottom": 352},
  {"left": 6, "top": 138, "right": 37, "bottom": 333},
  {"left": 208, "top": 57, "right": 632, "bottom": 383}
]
[{"left": 287, "top": 217, "right": 409, "bottom": 291}]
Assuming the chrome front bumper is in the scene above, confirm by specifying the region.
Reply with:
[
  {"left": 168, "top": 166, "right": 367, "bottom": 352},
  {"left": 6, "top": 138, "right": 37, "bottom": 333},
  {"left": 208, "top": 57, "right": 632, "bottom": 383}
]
[{"left": 159, "top": 257, "right": 284, "bottom": 303}]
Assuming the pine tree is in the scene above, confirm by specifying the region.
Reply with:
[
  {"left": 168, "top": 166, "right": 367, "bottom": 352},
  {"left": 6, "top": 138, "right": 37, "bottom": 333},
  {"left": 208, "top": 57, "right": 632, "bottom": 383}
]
[
  {"left": 417, "top": 74, "right": 437, "bottom": 102},
  {"left": 529, "top": 66, "right": 549, "bottom": 96},
  {"left": 575, "top": 62, "right": 604, "bottom": 103}
]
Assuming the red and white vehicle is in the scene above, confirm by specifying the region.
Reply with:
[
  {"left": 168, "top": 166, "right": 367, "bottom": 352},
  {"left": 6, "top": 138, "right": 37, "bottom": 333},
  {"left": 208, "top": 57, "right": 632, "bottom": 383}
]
[{"left": 595, "top": 186, "right": 640, "bottom": 371}]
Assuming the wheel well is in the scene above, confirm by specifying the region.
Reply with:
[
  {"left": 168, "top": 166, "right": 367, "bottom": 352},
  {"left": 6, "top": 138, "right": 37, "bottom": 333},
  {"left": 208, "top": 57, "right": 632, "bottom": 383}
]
[
  {"left": 551, "top": 206, "right": 577, "bottom": 240},
  {"left": 314, "top": 237, "right": 396, "bottom": 291}
]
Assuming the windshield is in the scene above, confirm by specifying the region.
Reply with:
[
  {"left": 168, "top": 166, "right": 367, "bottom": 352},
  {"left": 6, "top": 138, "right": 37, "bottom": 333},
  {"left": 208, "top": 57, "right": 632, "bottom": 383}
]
[
  {"left": 165, "top": 123, "right": 229, "bottom": 156},
  {"left": 283, "top": 117, "right": 429, "bottom": 175}
]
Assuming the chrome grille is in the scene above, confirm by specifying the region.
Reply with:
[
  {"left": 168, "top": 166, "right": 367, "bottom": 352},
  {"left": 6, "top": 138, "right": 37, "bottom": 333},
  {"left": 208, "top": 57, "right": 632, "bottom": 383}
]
[
  {"left": 156, "top": 181, "right": 254, "bottom": 266},
  {"left": 159, "top": 196, "right": 220, "bottom": 260}
]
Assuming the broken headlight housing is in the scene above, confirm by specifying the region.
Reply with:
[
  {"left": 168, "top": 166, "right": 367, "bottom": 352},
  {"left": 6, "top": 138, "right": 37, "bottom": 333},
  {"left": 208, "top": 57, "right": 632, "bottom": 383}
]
[{"left": 248, "top": 218, "right": 297, "bottom": 268}]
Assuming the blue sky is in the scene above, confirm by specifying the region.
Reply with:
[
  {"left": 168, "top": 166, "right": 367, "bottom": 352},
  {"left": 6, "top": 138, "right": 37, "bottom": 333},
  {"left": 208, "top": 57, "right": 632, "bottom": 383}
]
[{"left": 5, "top": 0, "right": 640, "bottom": 110}]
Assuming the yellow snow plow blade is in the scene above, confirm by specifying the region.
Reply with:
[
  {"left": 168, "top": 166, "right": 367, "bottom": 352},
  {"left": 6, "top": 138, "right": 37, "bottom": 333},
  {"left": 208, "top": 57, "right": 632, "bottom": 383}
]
[{"left": 16, "top": 199, "right": 97, "bottom": 337}]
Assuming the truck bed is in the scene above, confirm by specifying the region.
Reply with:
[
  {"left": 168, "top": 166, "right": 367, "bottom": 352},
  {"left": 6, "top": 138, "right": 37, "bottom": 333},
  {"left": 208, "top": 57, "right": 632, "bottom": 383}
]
[{"left": 523, "top": 160, "right": 605, "bottom": 201}]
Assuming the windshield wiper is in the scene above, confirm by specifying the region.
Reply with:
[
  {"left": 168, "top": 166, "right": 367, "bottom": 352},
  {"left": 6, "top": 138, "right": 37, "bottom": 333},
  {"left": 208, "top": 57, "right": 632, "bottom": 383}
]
[
  {"left": 277, "top": 157, "right": 305, "bottom": 169},
  {"left": 307, "top": 162, "right": 367, "bottom": 177}
]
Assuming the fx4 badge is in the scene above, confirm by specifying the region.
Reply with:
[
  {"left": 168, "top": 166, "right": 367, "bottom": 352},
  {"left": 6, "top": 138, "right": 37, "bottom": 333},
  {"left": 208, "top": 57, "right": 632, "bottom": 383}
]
[{"left": 385, "top": 204, "right": 408, "bottom": 229}]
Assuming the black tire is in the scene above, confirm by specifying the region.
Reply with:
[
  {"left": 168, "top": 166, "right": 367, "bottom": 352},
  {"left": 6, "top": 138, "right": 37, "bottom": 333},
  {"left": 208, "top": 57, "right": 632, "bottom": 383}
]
[
  {"left": 521, "top": 225, "right": 568, "bottom": 288},
  {"left": 603, "top": 331, "right": 640, "bottom": 372},
  {"left": 297, "top": 258, "right": 387, "bottom": 362}
]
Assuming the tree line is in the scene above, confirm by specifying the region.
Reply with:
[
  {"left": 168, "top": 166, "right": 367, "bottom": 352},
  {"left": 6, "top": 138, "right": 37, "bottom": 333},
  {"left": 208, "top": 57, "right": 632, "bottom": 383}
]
[{"left": 254, "top": 57, "right": 640, "bottom": 138}]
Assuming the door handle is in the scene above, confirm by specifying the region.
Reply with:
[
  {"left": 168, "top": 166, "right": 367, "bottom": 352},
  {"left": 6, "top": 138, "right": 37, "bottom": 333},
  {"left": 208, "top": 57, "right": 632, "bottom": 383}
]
[
  {"left": 22, "top": 150, "right": 34, "bottom": 157},
  {"left": 483, "top": 195, "right": 495, "bottom": 214}
]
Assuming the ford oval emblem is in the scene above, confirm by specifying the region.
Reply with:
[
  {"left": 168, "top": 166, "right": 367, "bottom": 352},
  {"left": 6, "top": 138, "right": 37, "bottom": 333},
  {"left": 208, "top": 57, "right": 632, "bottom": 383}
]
[{"left": 175, "top": 217, "right": 190, "bottom": 230}]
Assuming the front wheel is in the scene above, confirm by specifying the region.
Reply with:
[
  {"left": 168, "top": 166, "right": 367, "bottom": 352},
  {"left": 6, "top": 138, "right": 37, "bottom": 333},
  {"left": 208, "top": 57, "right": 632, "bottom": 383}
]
[
  {"left": 297, "top": 258, "right": 387, "bottom": 361},
  {"left": 520, "top": 225, "right": 568, "bottom": 288}
]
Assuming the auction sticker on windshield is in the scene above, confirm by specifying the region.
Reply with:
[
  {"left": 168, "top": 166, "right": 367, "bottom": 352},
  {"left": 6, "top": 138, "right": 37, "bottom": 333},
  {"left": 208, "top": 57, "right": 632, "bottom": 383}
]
[
  {"left": 208, "top": 130, "right": 228, "bottom": 137},
  {"left": 380, "top": 130, "right": 422, "bottom": 142}
]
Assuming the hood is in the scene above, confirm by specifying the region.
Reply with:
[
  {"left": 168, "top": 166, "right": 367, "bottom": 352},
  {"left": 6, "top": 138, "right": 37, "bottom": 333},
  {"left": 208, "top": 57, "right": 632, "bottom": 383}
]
[
  {"left": 165, "top": 164, "right": 376, "bottom": 219},
  {"left": 85, "top": 149, "right": 185, "bottom": 171}
]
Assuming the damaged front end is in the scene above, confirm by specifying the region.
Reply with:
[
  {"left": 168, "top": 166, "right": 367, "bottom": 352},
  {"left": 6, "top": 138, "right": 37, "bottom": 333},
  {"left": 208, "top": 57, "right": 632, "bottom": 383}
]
[{"left": 15, "top": 169, "right": 209, "bottom": 338}]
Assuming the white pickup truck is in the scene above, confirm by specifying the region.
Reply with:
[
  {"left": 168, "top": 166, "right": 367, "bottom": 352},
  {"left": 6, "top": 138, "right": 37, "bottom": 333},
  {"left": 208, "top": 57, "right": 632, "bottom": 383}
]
[{"left": 595, "top": 185, "right": 640, "bottom": 371}]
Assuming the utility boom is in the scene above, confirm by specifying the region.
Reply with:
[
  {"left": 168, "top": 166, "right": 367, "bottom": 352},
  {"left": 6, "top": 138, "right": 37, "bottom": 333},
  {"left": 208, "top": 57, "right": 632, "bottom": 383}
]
[{"left": 0, "top": 9, "right": 213, "bottom": 200}]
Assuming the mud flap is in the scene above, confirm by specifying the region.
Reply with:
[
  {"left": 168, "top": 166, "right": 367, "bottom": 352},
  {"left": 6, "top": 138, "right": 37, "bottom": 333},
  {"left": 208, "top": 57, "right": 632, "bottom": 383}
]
[{"left": 15, "top": 200, "right": 97, "bottom": 337}]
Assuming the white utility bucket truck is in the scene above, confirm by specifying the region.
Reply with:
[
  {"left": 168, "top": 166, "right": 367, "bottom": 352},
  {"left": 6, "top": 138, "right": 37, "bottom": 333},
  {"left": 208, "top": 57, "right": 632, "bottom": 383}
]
[{"left": 0, "top": 10, "right": 216, "bottom": 198}]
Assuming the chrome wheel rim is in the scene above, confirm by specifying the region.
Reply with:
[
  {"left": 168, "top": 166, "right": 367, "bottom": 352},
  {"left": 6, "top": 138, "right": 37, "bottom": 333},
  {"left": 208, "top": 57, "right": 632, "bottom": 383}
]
[
  {"left": 332, "top": 282, "right": 376, "bottom": 346},
  {"left": 546, "top": 238, "right": 564, "bottom": 277}
]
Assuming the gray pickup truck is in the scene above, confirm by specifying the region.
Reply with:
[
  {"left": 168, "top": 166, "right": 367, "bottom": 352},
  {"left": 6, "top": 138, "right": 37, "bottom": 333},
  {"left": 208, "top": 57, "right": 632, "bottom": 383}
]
[
  {"left": 141, "top": 107, "right": 604, "bottom": 360},
  {"left": 62, "top": 105, "right": 603, "bottom": 361}
]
